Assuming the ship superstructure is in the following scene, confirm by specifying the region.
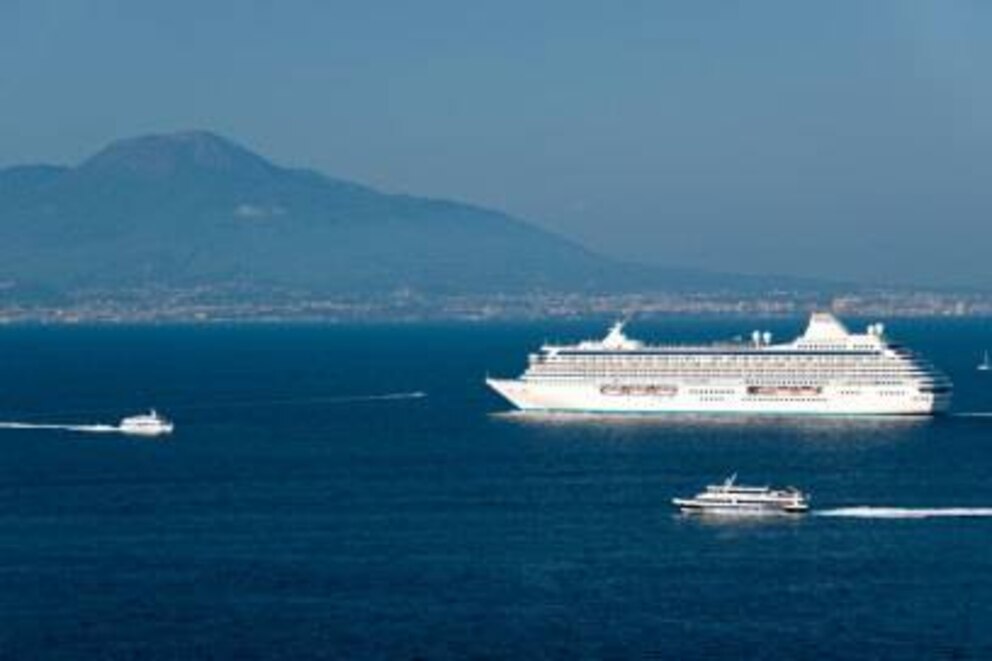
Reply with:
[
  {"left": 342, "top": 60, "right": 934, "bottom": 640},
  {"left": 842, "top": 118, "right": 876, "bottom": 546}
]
[{"left": 486, "top": 312, "right": 951, "bottom": 415}]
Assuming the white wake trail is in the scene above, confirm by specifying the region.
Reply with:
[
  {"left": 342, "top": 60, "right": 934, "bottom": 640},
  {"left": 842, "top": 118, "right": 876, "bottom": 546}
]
[
  {"left": 816, "top": 507, "right": 992, "bottom": 519},
  {"left": 333, "top": 391, "right": 427, "bottom": 402},
  {"left": 185, "top": 391, "right": 429, "bottom": 409},
  {"left": 0, "top": 422, "right": 120, "bottom": 434}
]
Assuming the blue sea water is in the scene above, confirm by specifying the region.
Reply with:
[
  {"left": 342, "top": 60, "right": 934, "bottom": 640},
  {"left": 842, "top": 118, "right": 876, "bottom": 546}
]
[{"left": 1, "top": 317, "right": 991, "bottom": 659}]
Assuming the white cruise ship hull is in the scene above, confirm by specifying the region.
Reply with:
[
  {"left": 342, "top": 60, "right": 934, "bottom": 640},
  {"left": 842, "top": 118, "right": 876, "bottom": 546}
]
[
  {"left": 487, "top": 314, "right": 952, "bottom": 417},
  {"left": 486, "top": 379, "right": 949, "bottom": 416}
]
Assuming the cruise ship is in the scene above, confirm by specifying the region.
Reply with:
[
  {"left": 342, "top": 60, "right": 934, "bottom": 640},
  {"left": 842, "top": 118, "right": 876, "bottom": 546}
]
[{"left": 486, "top": 312, "right": 952, "bottom": 416}]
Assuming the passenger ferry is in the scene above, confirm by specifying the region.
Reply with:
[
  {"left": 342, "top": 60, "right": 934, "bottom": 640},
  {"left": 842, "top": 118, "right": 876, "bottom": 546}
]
[
  {"left": 673, "top": 475, "right": 810, "bottom": 515},
  {"left": 486, "top": 312, "right": 951, "bottom": 415},
  {"left": 119, "top": 410, "right": 174, "bottom": 436}
]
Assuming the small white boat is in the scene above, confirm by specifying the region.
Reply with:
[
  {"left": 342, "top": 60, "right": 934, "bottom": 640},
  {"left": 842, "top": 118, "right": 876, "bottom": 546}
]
[
  {"left": 979, "top": 351, "right": 991, "bottom": 372},
  {"left": 118, "top": 410, "right": 174, "bottom": 436},
  {"left": 673, "top": 474, "right": 809, "bottom": 516}
]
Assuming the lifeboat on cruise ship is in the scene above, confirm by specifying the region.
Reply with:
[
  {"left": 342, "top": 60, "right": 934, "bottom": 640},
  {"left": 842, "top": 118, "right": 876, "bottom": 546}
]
[
  {"left": 600, "top": 384, "right": 678, "bottom": 397},
  {"left": 746, "top": 385, "right": 823, "bottom": 397}
]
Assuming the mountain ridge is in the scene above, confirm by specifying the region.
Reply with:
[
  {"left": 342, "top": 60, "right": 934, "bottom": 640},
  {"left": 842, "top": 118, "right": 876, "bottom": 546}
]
[{"left": 0, "top": 130, "right": 822, "bottom": 302}]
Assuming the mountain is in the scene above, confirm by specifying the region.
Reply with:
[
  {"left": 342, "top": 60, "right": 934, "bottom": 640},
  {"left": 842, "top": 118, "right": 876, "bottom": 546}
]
[{"left": 0, "top": 130, "right": 795, "bottom": 301}]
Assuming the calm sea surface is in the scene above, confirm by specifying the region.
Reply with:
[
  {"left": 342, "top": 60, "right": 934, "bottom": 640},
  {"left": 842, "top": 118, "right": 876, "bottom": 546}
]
[{"left": 1, "top": 317, "right": 991, "bottom": 659}]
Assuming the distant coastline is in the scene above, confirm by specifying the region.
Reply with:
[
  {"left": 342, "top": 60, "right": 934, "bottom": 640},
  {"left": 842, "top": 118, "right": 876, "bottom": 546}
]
[
  {"left": 1, "top": 287, "right": 990, "bottom": 324},
  {"left": 6, "top": 131, "right": 989, "bottom": 325}
]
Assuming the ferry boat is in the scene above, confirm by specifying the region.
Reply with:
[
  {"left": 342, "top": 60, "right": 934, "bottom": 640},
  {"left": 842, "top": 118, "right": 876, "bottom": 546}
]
[
  {"left": 485, "top": 312, "right": 952, "bottom": 416},
  {"left": 118, "top": 410, "right": 174, "bottom": 436},
  {"left": 673, "top": 475, "right": 810, "bottom": 515}
]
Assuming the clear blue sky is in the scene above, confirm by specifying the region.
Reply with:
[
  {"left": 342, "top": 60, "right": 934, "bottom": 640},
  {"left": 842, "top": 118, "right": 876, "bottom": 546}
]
[{"left": 3, "top": 1, "right": 992, "bottom": 287}]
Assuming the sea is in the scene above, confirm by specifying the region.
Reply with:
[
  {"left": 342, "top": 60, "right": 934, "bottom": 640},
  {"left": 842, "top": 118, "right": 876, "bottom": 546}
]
[{"left": 1, "top": 317, "right": 991, "bottom": 659}]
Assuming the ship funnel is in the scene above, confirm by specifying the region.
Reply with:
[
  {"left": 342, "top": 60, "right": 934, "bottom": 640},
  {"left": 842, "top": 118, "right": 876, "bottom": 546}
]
[{"left": 600, "top": 319, "right": 641, "bottom": 350}]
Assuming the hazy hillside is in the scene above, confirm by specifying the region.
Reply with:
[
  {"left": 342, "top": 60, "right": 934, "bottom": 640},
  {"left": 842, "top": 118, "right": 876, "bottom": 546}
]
[{"left": 0, "top": 131, "right": 794, "bottom": 301}]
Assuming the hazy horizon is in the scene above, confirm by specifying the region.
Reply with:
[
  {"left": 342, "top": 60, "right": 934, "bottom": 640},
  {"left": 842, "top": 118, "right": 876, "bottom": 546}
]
[{"left": 4, "top": 1, "right": 992, "bottom": 288}]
